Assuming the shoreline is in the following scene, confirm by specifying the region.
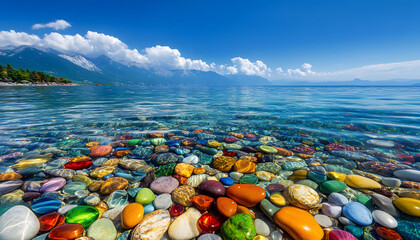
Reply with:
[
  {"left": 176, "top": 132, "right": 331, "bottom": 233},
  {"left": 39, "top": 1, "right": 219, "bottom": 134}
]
[{"left": 0, "top": 82, "right": 79, "bottom": 86}]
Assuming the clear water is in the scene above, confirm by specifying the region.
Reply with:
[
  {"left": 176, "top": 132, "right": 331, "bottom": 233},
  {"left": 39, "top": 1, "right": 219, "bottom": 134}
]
[{"left": 0, "top": 86, "right": 419, "bottom": 153}]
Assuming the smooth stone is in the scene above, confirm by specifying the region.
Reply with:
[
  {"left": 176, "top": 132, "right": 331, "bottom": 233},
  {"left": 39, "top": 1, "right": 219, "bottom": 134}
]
[
  {"left": 393, "top": 197, "right": 420, "bottom": 217},
  {"left": 197, "top": 233, "right": 223, "bottom": 240},
  {"left": 0, "top": 180, "right": 23, "bottom": 195},
  {"left": 295, "top": 179, "right": 318, "bottom": 190},
  {"left": 38, "top": 212, "right": 66, "bottom": 231},
  {"left": 107, "top": 190, "right": 128, "bottom": 209},
  {"left": 85, "top": 195, "right": 101, "bottom": 206},
  {"left": 344, "top": 175, "right": 381, "bottom": 189},
  {"left": 314, "top": 214, "right": 332, "bottom": 227},
  {"left": 220, "top": 177, "right": 234, "bottom": 186},
  {"left": 254, "top": 219, "right": 270, "bottom": 236},
  {"left": 100, "top": 177, "right": 129, "bottom": 195},
  {"left": 186, "top": 174, "right": 208, "bottom": 188},
  {"left": 322, "top": 203, "right": 342, "bottom": 218},
  {"left": 32, "top": 233, "right": 49, "bottom": 240},
  {"left": 285, "top": 184, "right": 320, "bottom": 209},
  {"left": 266, "top": 183, "right": 285, "bottom": 193},
  {"left": 65, "top": 205, "right": 99, "bottom": 227},
  {"left": 274, "top": 206, "right": 324, "bottom": 240},
  {"left": 372, "top": 210, "right": 398, "bottom": 228},
  {"left": 338, "top": 216, "right": 355, "bottom": 226},
  {"left": 343, "top": 202, "right": 373, "bottom": 226},
  {"left": 58, "top": 204, "right": 77, "bottom": 215},
  {"left": 183, "top": 155, "right": 199, "bottom": 164},
  {"left": 48, "top": 223, "right": 84, "bottom": 240},
  {"left": 121, "top": 203, "right": 144, "bottom": 229},
  {"left": 221, "top": 213, "right": 256, "bottom": 240},
  {"left": 260, "top": 199, "right": 280, "bottom": 219},
  {"left": 153, "top": 193, "right": 172, "bottom": 209},
  {"left": 394, "top": 169, "right": 420, "bottom": 182},
  {"left": 239, "top": 174, "right": 259, "bottom": 184},
  {"left": 328, "top": 192, "right": 348, "bottom": 206},
  {"left": 269, "top": 231, "right": 283, "bottom": 240},
  {"left": 130, "top": 209, "right": 170, "bottom": 240},
  {"left": 226, "top": 184, "right": 266, "bottom": 207},
  {"left": 320, "top": 180, "right": 347, "bottom": 194},
  {"left": 344, "top": 225, "right": 364, "bottom": 238},
  {"left": 0, "top": 205, "right": 39, "bottom": 240},
  {"left": 168, "top": 208, "right": 201, "bottom": 240},
  {"left": 87, "top": 218, "right": 117, "bottom": 240},
  {"left": 102, "top": 204, "right": 127, "bottom": 221},
  {"left": 307, "top": 171, "right": 327, "bottom": 183},
  {"left": 381, "top": 177, "right": 401, "bottom": 188},
  {"left": 39, "top": 177, "right": 66, "bottom": 193},
  {"left": 269, "top": 194, "right": 286, "bottom": 206},
  {"left": 229, "top": 172, "right": 243, "bottom": 181},
  {"left": 172, "top": 185, "right": 196, "bottom": 207},
  {"left": 174, "top": 163, "right": 195, "bottom": 178},
  {"left": 135, "top": 188, "right": 155, "bottom": 205},
  {"left": 217, "top": 197, "right": 237, "bottom": 217},
  {"left": 64, "top": 181, "right": 87, "bottom": 194},
  {"left": 199, "top": 180, "right": 225, "bottom": 197},
  {"left": 143, "top": 203, "right": 155, "bottom": 214},
  {"left": 31, "top": 197, "right": 62, "bottom": 214},
  {"left": 371, "top": 193, "right": 399, "bottom": 217}
]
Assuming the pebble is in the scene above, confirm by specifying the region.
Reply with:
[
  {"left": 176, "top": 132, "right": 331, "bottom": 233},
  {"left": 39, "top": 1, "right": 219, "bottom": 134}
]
[
  {"left": 285, "top": 184, "right": 320, "bottom": 209},
  {"left": 153, "top": 193, "right": 173, "bottom": 209},
  {"left": 131, "top": 209, "right": 170, "bottom": 240},
  {"left": 135, "top": 188, "right": 155, "bottom": 205},
  {"left": 221, "top": 213, "right": 256, "bottom": 240},
  {"left": 226, "top": 184, "right": 266, "bottom": 207},
  {"left": 328, "top": 192, "right": 348, "bottom": 206},
  {"left": 0, "top": 206, "right": 40, "bottom": 240},
  {"left": 168, "top": 208, "right": 201, "bottom": 240},
  {"left": 372, "top": 210, "right": 398, "bottom": 228},
  {"left": 343, "top": 202, "right": 373, "bottom": 226},
  {"left": 314, "top": 214, "right": 332, "bottom": 227},
  {"left": 121, "top": 203, "right": 144, "bottom": 229},
  {"left": 87, "top": 218, "right": 117, "bottom": 240}
]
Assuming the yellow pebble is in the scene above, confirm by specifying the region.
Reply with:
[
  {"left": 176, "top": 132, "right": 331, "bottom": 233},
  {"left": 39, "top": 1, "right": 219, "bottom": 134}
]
[
  {"left": 207, "top": 176, "right": 218, "bottom": 181},
  {"left": 327, "top": 172, "right": 347, "bottom": 181},
  {"left": 270, "top": 193, "right": 286, "bottom": 206},
  {"left": 253, "top": 235, "right": 269, "bottom": 240}
]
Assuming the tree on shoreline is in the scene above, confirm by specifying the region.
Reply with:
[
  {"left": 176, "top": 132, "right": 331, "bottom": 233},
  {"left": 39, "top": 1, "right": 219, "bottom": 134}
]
[{"left": 0, "top": 63, "right": 71, "bottom": 84}]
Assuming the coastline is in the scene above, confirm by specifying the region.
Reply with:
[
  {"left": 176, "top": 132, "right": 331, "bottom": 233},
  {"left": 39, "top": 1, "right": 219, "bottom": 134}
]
[{"left": 0, "top": 82, "right": 79, "bottom": 86}]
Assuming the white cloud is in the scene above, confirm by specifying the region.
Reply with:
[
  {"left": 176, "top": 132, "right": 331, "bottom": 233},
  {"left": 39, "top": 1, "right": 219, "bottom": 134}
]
[
  {"left": 32, "top": 20, "right": 71, "bottom": 30},
  {"left": 0, "top": 30, "right": 41, "bottom": 46},
  {"left": 276, "top": 67, "right": 283, "bottom": 73},
  {"left": 229, "top": 57, "right": 272, "bottom": 77}
]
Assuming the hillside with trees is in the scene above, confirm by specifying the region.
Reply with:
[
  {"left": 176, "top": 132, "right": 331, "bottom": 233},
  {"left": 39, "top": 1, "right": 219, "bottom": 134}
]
[{"left": 0, "top": 63, "right": 73, "bottom": 85}]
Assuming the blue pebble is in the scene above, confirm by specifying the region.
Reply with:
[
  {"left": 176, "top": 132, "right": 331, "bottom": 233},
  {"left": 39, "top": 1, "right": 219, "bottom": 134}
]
[
  {"left": 343, "top": 202, "right": 373, "bottom": 226},
  {"left": 31, "top": 197, "right": 62, "bottom": 214},
  {"left": 328, "top": 192, "right": 349, "bottom": 206},
  {"left": 220, "top": 177, "right": 234, "bottom": 186},
  {"left": 197, "top": 139, "right": 207, "bottom": 146},
  {"left": 143, "top": 203, "right": 155, "bottom": 214},
  {"left": 103, "top": 174, "right": 114, "bottom": 180},
  {"left": 115, "top": 172, "right": 135, "bottom": 182}
]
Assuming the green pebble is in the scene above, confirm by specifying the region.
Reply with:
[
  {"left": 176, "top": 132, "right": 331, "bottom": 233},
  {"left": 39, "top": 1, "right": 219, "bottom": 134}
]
[
  {"left": 259, "top": 145, "right": 277, "bottom": 154},
  {"left": 87, "top": 218, "right": 117, "bottom": 240},
  {"left": 319, "top": 180, "right": 347, "bottom": 194},
  {"left": 66, "top": 205, "right": 99, "bottom": 227},
  {"left": 239, "top": 174, "right": 259, "bottom": 184},
  {"left": 296, "top": 179, "right": 318, "bottom": 190},
  {"left": 221, "top": 213, "right": 256, "bottom": 240},
  {"left": 135, "top": 188, "right": 155, "bottom": 205}
]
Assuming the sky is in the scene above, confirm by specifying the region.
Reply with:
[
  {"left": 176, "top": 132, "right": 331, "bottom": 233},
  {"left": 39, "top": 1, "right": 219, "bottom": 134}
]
[{"left": 1, "top": 0, "right": 420, "bottom": 81}]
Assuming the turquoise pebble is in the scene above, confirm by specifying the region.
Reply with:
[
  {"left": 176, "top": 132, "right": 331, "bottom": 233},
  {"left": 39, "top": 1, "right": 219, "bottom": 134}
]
[
  {"left": 143, "top": 203, "right": 155, "bottom": 214},
  {"left": 31, "top": 197, "right": 62, "bottom": 214}
]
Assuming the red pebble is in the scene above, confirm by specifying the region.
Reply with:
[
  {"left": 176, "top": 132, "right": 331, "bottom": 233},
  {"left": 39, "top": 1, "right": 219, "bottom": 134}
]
[
  {"left": 375, "top": 226, "right": 403, "bottom": 240},
  {"left": 169, "top": 204, "right": 184, "bottom": 217},
  {"left": 63, "top": 160, "right": 92, "bottom": 170},
  {"left": 89, "top": 145, "right": 113, "bottom": 158},
  {"left": 190, "top": 195, "right": 214, "bottom": 211},
  {"left": 197, "top": 213, "right": 221, "bottom": 233},
  {"left": 48, "top": 223, "right": 84, "bottom": 240},
  {"left": 39, "top": 212, "right": 66, "bottom": 231}
]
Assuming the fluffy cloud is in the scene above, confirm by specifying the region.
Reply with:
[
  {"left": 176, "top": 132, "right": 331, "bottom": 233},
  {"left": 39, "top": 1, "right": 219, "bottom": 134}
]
[
  {"left": 0, "top": 30, "right": 41, "bottom": 46},
  {"left": 220, "top": 57, "right": 272, "bottom": 77},
  {"left": 32, "top": 20, "right": 71, "bottom": 30}
]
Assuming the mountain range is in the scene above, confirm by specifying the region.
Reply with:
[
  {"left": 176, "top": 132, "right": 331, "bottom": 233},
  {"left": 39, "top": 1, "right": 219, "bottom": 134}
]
[
  {"left": 0, "top": 46, "right": 419, "bottom": 86},
  {"left": 0, "top": 46, "right": 271, "bottom": 85}
]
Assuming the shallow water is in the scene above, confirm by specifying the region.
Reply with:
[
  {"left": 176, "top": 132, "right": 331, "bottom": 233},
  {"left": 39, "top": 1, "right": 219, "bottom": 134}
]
[{"left": 1, "top": 86, "right": 419, "bottom": 151}]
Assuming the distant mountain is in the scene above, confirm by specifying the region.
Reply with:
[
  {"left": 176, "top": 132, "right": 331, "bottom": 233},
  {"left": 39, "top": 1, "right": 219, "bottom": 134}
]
[
  {"left": 271, "top": 78, "right": 420, "bottom": 86},
  {"left": 0, "top": 46, "right": 272, "bottom": 85}
]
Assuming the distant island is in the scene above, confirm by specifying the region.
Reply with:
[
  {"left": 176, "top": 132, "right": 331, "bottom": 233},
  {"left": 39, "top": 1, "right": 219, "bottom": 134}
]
[{"left": 0, "top": 63, "right": 76, "bottom": 86}]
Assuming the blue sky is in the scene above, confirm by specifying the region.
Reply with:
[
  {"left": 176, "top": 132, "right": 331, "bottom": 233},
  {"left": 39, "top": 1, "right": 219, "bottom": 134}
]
[{"left": 1, "top": 0, "right": 420, "bottom": 80}]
